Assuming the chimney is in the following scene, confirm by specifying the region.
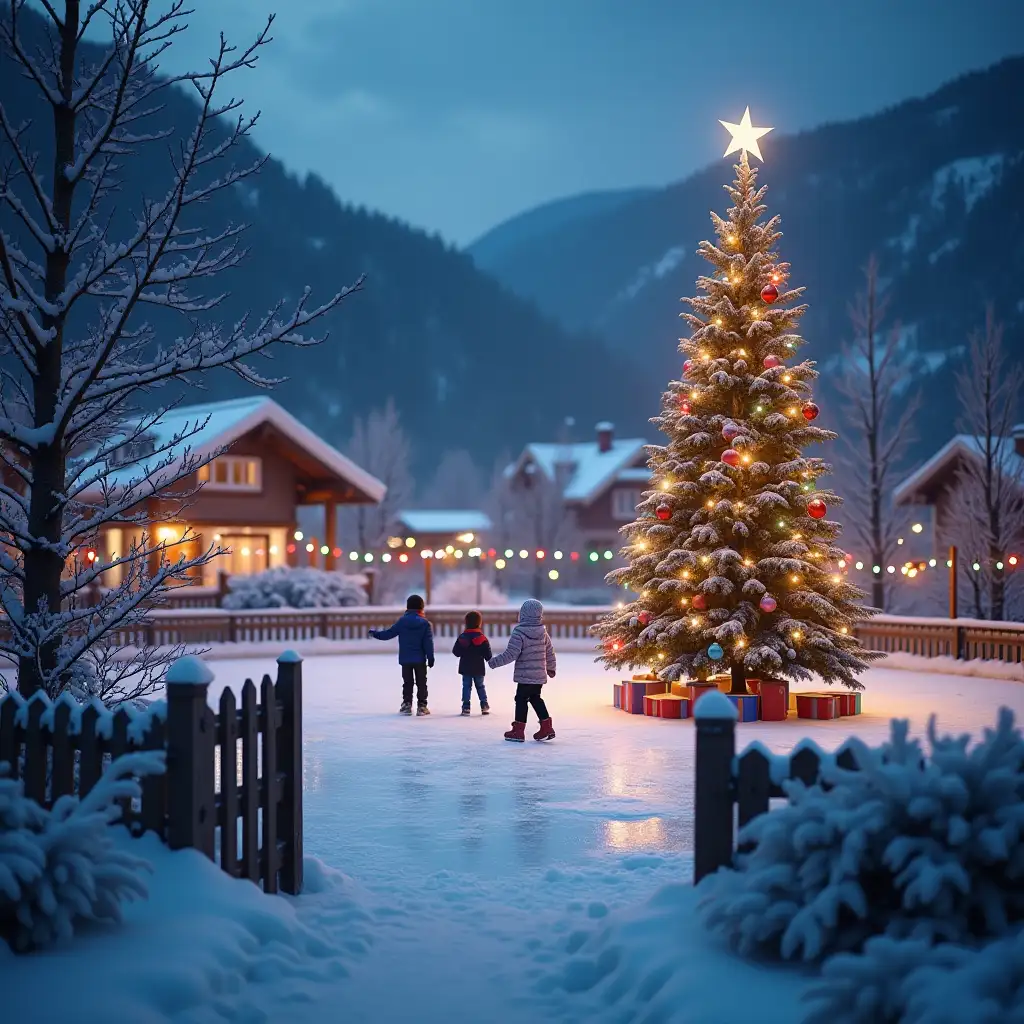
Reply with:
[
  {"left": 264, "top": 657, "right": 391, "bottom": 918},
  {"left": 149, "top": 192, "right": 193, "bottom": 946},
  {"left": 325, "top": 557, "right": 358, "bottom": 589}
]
[
  {"left": 596, "top": 421, "right": 614, "bottom": 453},
  {"left": 1014, "top": 423, "right": 1024, "bottom": 458}
]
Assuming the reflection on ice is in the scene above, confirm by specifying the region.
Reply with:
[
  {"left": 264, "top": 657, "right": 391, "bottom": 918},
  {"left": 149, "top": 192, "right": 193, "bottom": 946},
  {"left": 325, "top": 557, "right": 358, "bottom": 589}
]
[{"left": 604, "top": 817, "right": 667, "bottom": 851}]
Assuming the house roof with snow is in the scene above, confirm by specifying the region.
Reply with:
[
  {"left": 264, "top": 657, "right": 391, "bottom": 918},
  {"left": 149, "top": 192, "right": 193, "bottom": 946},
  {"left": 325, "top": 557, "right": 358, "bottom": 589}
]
[
  {"left": 506, "top": 430, "right": 649, "bottom": 505},
  {"left": 893, "top": 429, "right": 1024, "bottom": 506},
  {"left": 81, "top": 395, "right": 386, "bottom": 503},
  {"left": 394, "top": 510, "right": 492, "bottom": 537}
]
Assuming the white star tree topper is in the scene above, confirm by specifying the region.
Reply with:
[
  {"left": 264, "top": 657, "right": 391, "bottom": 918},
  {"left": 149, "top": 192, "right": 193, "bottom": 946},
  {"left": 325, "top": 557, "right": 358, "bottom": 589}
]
[{"left": 719, "top": 107, "right": 773, "bottom": 162}]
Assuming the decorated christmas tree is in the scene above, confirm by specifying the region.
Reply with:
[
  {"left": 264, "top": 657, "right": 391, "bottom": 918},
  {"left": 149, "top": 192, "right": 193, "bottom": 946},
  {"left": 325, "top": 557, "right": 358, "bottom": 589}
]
[{"left": 594, "top": 110, "right": 881, "bottom": 695}]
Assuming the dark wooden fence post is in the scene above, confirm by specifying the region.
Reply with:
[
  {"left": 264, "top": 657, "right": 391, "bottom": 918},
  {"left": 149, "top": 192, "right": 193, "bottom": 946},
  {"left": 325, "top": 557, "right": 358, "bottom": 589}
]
[
  {"left": 165, "top": 656, "right": 216, "bottom": 859},
  {"left": 276, "top": 650, "right": 304, "bottom": 895},
  {"left": 694, "top": 690, "right": 738, "bottom": 885}
]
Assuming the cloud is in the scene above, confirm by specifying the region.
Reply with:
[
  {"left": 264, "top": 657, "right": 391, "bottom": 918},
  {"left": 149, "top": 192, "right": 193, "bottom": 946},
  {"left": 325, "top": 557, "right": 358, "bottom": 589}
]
[{"left": 449, "top": 108, "right": 548, "bottom": 156}]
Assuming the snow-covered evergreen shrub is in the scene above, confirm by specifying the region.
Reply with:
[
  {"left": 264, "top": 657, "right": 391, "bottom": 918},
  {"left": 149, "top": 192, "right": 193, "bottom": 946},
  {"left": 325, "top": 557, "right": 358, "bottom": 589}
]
[
  {"left": 431, "top": 571, "right": 509, "bottom": 607},
  {"left": 0, "top": 751, "right": 163, "bottom": 952},
  {"left": 803, "top": 930, "right": 1024, "bottom": 1024},
  {"left": 221, "top": 567, "right": 368, "bottom": 609},
  {"left": 700, "top": 709, "right": 1024, "bottom": 962}
]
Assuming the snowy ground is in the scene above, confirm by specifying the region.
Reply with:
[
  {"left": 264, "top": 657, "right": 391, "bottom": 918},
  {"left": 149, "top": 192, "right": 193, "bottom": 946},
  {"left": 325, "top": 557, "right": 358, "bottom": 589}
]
[{"left": 5, "top": 653, "right": 1024, "bottom": 1023}]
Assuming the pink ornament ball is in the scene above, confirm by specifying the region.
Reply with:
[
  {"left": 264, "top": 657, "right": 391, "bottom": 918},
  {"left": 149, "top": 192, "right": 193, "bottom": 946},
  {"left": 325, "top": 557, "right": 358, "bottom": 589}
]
[
  {"left": 763, "top": 354, "right": 781, "bottom": 369},
  {"left": 722, "top": 423, "right": 741, "bottom": 441},
  {"left": 759, "top": 594, "right": 777, "bottom": 613},
  {"left": 721, "top": 448, "right": 740, "bottom": 467},
  {"left": 807, "top": 498, "right": 827, "bottom": 520}
]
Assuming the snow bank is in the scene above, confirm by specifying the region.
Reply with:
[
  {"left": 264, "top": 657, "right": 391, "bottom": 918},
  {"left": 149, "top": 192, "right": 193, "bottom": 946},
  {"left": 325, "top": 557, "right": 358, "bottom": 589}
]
[
  {"left": 0, "top": 831, "right": 376, "bottom": 1022},
  {"left": 532, "top": 882, "right": 813, "bottom": 1024},
  {"left": 880, "top": 651, "right": 1023, "bottom": 682}
]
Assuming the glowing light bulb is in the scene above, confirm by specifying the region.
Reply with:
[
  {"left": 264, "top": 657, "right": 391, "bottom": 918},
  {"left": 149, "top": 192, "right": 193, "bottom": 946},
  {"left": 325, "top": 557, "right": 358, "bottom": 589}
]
[
  {"left": 783, "top": 374, "right": 792, "bottom": 383},
  {"left": 739, "top": 348, "right": 747, "bottom": 357},
  {"left": 701, "top": 555, "right": 710, "bottom": 564},
  {"left": 788, "top": 407, "right": 797, "bottom": 416},
  {"left": 706, "top": 500, "right": 714, "bottom": 509},
  {"left": 680, "top": 597, "right": 689, "bottom": 606},
  {"left": 728, "top": 234, "right": 737, "bottom": 244},
  {"left": 831, "top": 574, "right": 841, "bottom": 582},
  {"left": 886, "top": 565, "right": 896, "bottom": 574},
  {"left": 715, "top": 317, "right": 723, "bottom": 326},
  {"left": 855, "top": 561, "right": 864, "bottom": 570},
  {"left": 741, "top": 454, "right": 751, "bottom": 464},
  {"left": 682, "top": 570, "right": 691, "bottom": 579},
  {"left": 735, "top": 502, "right": 743, "bottom": 510},
  {"left": 897, "top": 537, "right": 904, "bottom": 545},
  {"left": 690, "top": 390, "right": 698, "bottom": 399},
  {"left": 690, "top": 617, "right": 700, "bottom": 627},
  {"left": 912, "top": 523, "right": 923, "bottom": 534},
  {"left": 838, "top": 559, "right": 846, "bottom": 569},
  {"left": 840, "top": 626, "right": 849, "bottom": 635},
  {"left": 756, "top": 405, "right": 764, "bottom": 413},
  {"left": 791, "top": 574, "right": 800, "bottom": 584},
  {"left": 778, "top": 520, "right": 785, "bottom": 528},
  {"left": 736, "top": 639, "right": 746, "bottom": 648},
  {"left": 743, "top": 559, "right": 753, "bottom": 567}
]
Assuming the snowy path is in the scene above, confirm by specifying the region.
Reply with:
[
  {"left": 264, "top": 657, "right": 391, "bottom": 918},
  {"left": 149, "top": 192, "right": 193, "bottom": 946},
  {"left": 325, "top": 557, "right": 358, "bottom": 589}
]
[
  {"left": 225, "top": 652, "right": 1024, "bottom": 1023},
  {"left": 6, "top": 654, "right": 1024, "bottom": 1023}
]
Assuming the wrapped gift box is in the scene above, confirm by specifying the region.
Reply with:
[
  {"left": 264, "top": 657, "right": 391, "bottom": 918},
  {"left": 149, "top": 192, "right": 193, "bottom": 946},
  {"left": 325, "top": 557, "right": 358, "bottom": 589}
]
[
  {"left": 622, "top": 680, "right": 668, "bottom": 714},
  {"left": 632, "top": 673, "right": 660, "bottom": 681},
  {"left": 802, "top": 690, "right": 861, "bottom": 716},
  {"left": 613, "top": 683, "right": 623, "bottom": 709},
  {"left": 726, "top": 693, "right": 759, "bottom": 722},
  {"left": 839, "top": 691, "right": 862, "bottom": 716},
  {"left": 649, "top": 694, "right": 690, "bottom": 719},
  {"left": 670, "top": 681, "right": 688, "bottom": 697},
  {"left": 708, "top": 674, "right": 732, "bottom": 693},
  {"left": 795, "top": 693, "right": 839, "bottom": 720},
  {"left": 748, "top": 679, "right": 787, "bottom": 721},
  {"left": 788, "top": 690, "right": 799, "bottom": 712},
  {"left": 683, "top": 682, "right": 720, "bottom": 709}
]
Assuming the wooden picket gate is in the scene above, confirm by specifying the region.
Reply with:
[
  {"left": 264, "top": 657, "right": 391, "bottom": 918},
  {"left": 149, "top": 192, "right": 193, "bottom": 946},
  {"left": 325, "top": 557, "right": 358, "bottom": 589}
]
[
  {"left": 0, "top": 652, "right": 304, "bottom": 895},
  {"left": 693, "top": 698, "right": 862, "bottom": 883}
]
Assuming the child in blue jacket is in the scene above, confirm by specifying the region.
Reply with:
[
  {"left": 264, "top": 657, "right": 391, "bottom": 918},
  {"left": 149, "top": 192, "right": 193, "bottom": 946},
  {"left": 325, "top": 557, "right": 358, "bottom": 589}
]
[{"left": 369, "top": 594, "right": 435, "bottom": 715}]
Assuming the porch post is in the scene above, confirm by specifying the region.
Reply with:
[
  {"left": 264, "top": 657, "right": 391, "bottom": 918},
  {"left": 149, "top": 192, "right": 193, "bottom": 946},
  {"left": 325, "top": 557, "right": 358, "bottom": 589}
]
[{"left": 324, "top": 501, "right": 337, "bottom": 572}]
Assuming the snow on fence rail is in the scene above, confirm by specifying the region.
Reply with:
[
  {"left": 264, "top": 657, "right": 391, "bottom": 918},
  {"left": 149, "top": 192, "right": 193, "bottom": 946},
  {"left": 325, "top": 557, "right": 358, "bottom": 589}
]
[
  {"left": 78, "top": 608, "right": 1024, "bottom": 664},
  {"left": 0, "top": 653, "right": 304, "bottom": 895},
  {"left": 693, "top": 692, "right": 866, "bottom": 884}
]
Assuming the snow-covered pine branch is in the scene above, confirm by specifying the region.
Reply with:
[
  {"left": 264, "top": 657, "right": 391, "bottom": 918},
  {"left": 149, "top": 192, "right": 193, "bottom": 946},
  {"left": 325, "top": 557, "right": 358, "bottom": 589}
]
[{"left": 0, "top": 1, "right": 363, "bottom": 700}]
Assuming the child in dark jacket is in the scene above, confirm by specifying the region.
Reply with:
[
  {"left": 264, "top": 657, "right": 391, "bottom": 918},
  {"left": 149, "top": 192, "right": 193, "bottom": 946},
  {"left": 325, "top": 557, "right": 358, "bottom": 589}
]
[
  {"left": 369, "top": 594, "right": 435, "bottom": 715},
  {"left": 452, "top": 611, "right": 492, "bottom": 716}
]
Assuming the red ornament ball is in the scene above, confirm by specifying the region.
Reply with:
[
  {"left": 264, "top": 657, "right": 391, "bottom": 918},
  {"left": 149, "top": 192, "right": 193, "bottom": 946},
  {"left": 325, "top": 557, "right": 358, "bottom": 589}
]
[
  {"left": 656, "top": 504, "right": 671, "bottom": 521},
  {"left": 721, "top": 448, "right": 740, "bottom": 467},
  {"left": 760, "top": 282, "right": 779, "bottom": 304},
  {"left": 763, "top": 354, "right": 781, "bottom": 369},
  {"left": 722, "top": 423, "right": 741, "bottom": 441},
  {"left": 681, "top": 400, "right": 692, "bottom": 415},
  {"left": 691, "top": 593, "right": 707, "bottom": 611},
  {"left": 683, "top": 360, "right": 693, "bottom": 375},
  {"left": 638, "top": 610, "right": 651, "bottom": 626},
  {"left": 807, "top": 498, "right": 827, "bottom": 520},
  {"left": 759, "top": 594, "right": 777, "bottom": 613},
  {"left": 802, "top": 402, "right": 820, "bottom": 421}
]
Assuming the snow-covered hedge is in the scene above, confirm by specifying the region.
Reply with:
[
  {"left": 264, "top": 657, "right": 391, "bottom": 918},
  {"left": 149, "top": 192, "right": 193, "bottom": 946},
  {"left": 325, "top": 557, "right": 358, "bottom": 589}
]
[
  {"left": 803, "top": 930, "right": 1024, "bottom": 1024},
  {"left": 430, "top": 570, "right": 509, "bottom": 607},
  {"left": 1, "top": 751, "right": 163, "bottom": 952},
  {"left": 221, "top": 567, "right": 368, "bottom": 609},
  {"left": 700, "top": 708, "right": 1024, "bottom": 962}
]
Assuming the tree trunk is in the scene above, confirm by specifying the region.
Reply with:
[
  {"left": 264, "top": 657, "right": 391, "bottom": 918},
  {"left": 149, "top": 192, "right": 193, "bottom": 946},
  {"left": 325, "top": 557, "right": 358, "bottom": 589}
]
[
  {"left": 871, "top": 574, "right": 885, "bottom": 612},
  {"left": 728, "top": 662, "right": 748, "bottom": 696},
  {"left": 18, "top": 7, "right": 79, "bottom": 698}
]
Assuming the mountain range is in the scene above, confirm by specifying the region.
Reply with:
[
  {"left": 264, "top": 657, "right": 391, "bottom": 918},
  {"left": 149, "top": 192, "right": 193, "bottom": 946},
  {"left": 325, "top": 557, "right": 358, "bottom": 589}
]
[
  {"left": 0, "top": 7, "right": 649, "bottom": 480},
  {"left": 470, "top": 57, "right": 1024, "bottom": 467}
]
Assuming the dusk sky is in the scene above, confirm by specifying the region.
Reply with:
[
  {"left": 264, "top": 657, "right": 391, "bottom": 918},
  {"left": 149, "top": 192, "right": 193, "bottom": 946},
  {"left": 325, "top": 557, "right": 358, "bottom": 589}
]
[{"left": 165, "top": 0, "right": 1022, "bottom": 245}]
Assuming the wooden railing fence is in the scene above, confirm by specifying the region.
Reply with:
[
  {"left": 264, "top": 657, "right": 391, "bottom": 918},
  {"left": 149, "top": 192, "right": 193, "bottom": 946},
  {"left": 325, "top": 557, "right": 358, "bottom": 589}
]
[
  {"left": 693, "top": 696, "right": 864, "bottom": 884},
  {"left": 0, "top": 652, "right": 304, "bottom": 894}
]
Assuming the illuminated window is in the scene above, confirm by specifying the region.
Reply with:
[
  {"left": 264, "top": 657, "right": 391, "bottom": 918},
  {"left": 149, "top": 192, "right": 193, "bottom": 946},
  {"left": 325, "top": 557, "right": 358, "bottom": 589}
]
[{"left": 198, "top": 455, "right": 262, "bottom": 492}]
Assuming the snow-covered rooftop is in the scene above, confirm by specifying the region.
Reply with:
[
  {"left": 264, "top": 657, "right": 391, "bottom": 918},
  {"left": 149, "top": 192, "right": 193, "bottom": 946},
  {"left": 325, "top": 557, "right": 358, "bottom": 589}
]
[
  {"left": 394, "top": 510, "right": 492, "bottom": 535},
  {"left": 509, "top": 437, "right": 649, "bottom": 504},
  {"left": 893, "top": 433, "right": 1024, "bottom": 505},
  {"left": 81, "top": 396, "right": 386, "bottom": 503}
]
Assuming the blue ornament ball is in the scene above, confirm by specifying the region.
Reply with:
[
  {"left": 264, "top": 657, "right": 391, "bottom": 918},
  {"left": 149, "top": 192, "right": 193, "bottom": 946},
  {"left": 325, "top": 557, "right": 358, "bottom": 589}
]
[{"left": 707, "top": 642, "right": 724, "bottom": 661}]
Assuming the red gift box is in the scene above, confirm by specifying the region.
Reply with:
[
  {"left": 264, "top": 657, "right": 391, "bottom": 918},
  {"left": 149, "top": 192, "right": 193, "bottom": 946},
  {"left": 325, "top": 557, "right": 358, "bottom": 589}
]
[
  {"left": 795, "top": 693, "right": 838, "bottom": 720},
  {"left": 613, "top": 683, "right": 623, "bottom": 709},
  {"left": 748, "top": 679, "right": 787, "bottom": 721},
  {"left": 646, "top": 694, "right": 691, "bottom": 719},
  {"left": 683, "top": 682, "right": 720, "bottom": 709},
  {"left": 802, "top": 690, "right": 860, "bottom": 716}
]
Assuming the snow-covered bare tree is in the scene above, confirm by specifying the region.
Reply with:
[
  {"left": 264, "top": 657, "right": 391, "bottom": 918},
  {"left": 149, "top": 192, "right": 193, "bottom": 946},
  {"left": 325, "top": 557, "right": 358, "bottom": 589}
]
[
  {"left": 419, "top": 449, "right": 484, "bottom": 510},
  {"left": 0, "top": 2, "right": 362, "bottom": 700},
  {"left": 340, "top": 398, "right": 413, "bottom": 551},
  {"left": 836, "top": 257, "right": 920, "bottom": 611},
  {"left": 947, "top": 308, "right": 1024, "bottom": 621}
]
